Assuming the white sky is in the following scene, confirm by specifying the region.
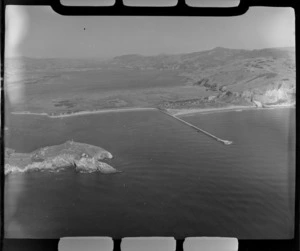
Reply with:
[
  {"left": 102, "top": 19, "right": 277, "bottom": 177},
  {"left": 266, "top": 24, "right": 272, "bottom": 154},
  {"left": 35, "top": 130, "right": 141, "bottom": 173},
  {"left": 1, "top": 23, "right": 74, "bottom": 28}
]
[{"left": 5, "top": 5, "right": 295, "bottom": 58}]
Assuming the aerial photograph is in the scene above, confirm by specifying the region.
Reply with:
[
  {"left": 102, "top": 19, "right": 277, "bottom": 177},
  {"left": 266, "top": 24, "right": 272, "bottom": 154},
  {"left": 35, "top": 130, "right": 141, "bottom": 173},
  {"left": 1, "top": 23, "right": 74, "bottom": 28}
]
[{"left": 4, "top": 5, "right": 295, "bottom": 239}]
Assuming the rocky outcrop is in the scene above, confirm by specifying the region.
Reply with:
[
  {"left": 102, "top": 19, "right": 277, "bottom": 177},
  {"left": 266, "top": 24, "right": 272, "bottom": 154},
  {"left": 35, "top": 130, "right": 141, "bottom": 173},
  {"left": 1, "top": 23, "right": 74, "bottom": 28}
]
[
  {"left": 159, "top": 82, "right": 295, "bottom": 110},
  {"left": 5, "top": 141, "right": 119, "bottom": 175},
  {"left": 239, "top": 82, "right": 295, "bottom": 107},
  {"left": 74, "top": 157, "right": 117, "bottom": 174}
]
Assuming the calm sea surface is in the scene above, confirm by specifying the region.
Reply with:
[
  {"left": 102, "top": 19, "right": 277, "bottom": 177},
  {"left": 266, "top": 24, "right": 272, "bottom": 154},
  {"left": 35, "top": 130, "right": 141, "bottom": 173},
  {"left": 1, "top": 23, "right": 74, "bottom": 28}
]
[{"left": 4, "top": 108, "right": 295, "bottom": 239}]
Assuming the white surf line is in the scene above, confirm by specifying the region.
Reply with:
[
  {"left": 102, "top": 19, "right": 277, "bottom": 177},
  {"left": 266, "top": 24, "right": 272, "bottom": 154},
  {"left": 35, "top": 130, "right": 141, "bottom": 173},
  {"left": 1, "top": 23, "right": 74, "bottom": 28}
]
[
  {"left": 11, "top": 112, "right": 49, "bottom": 116},
  {"left": 49, "top": 108, "right": 157, "bottom": 118},
  {"left": 158, "top": 109, "right": 233, "bottom": 145},
  {"left": 11, "top": 108, "right": 157, "bottom": 118}
]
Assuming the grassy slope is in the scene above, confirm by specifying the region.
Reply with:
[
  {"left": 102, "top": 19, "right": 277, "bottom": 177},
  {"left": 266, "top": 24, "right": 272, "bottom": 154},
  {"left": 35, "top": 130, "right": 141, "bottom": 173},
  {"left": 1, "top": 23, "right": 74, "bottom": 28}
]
[{"left": 111, "top": 47, "right": 295, "bottom": 109}]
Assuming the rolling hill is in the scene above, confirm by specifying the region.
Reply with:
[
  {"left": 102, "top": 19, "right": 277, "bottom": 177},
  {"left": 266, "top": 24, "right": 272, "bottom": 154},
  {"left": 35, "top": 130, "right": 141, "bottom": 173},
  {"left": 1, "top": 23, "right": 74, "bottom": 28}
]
[
  {"left": 110, "top": 47, "right": 295, "bottom": 108},
  {"left": 4, "top": 47, "right": 295, "bottom": 114}
]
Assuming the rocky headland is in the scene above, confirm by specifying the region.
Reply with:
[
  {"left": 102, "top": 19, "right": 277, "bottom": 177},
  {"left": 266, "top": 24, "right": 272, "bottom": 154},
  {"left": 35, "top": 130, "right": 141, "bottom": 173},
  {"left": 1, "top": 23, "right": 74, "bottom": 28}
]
[
  {"left": 5, "top": 141, "right": 119, "bottom": 175},
  {"left": 159, "top": 81, "right": 295, "bottom": 112},
  {"left": 111, "top": 47, "right": 295, "bottom": 111}
]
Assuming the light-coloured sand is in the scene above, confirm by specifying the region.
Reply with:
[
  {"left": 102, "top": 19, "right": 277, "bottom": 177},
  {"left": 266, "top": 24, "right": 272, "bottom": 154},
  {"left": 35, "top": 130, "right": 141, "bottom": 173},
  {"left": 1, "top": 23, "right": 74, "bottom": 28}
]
[{"left": 11, "top": 107, "right": 157, "bottom": 118}]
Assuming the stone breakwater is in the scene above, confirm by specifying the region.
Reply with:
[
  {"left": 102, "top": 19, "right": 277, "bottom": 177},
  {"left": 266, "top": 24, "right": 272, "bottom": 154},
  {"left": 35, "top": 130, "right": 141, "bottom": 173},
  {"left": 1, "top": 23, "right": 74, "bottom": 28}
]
[
  {"left": 5, "top": 141, "right": 119, "bottom": 175},
  {"left": 158, "top": 110, "right": 233, "bottom": 145}
]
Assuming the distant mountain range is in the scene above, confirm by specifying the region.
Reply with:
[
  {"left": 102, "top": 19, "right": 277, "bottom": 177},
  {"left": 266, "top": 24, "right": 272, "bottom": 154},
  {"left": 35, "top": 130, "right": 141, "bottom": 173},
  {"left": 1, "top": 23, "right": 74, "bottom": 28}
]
[{"left": 111, "top": 47, "right": 295, "bottom": 70}]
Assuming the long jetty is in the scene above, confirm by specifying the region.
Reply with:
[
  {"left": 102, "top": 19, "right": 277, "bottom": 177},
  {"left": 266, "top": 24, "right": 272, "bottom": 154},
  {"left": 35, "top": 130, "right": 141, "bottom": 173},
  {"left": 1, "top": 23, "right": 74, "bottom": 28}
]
[{"left": 158, "top": 109, "right": 233, "bottom": 145}]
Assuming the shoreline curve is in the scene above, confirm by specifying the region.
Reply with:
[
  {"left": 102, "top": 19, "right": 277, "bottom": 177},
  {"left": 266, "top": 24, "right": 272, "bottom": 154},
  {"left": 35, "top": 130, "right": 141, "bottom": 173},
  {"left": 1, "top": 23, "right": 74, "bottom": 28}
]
[{"left": 10, "top": 104, "right": 295, "bottom": 119}]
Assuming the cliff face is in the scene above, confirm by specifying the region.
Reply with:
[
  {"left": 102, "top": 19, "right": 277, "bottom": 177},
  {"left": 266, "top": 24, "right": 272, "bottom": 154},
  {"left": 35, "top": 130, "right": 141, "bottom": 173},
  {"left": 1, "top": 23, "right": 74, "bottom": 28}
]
[
  {"left": 252, "top": 86, "right": 295, "bottom": 106},
  {"left": 5, "top": 141, "right": 119, "bottom": 175}
]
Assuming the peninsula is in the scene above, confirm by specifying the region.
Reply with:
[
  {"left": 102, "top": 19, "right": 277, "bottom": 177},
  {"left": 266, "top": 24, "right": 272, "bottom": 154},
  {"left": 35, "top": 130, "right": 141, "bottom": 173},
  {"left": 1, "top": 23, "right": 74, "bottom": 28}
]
[{"left": 5, "top": 141, "right": 119, "bottom": 175}]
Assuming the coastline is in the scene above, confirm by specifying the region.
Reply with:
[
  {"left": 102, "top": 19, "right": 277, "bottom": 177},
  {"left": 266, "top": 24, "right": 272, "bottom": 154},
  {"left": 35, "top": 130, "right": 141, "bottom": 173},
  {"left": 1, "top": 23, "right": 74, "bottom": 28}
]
[
  {"left": 10, "top": 104, "right": 295, "bottom": 118},
  {"left": 167, "top": 104, "right": 295, "bottom": 117},
  {"left": 11, "top": 107, "right": 157, "bottom": 118}
]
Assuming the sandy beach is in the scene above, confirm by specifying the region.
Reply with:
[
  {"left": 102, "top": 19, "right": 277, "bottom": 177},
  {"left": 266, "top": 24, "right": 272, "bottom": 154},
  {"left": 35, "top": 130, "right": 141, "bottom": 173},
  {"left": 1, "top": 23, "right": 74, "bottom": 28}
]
[
  {"left": 166, "top": 105, "right": 256, "bottom": 117},
  {"left": 166, "top": 104, "right": 295, "bottom": 117},
  {"left": 11, "top": 107, "right": 157, "bottom": 118},
  {"left": 10, "top": 103, "right": 295, "bottom": 119}
]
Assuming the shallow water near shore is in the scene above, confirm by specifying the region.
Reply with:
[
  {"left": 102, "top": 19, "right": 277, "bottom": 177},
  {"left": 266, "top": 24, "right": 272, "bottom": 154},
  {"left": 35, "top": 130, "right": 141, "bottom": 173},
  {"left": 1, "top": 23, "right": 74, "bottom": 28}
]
[{"left": 4, "top": 108, "right": 295, "bottom": 239}]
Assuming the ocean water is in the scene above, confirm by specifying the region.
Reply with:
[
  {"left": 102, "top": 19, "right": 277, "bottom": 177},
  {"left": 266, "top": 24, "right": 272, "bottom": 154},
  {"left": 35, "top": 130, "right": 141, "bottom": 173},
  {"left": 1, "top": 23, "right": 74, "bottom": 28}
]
[{"left": 4, "top": 108, "right": 295, "bottom": 239}]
